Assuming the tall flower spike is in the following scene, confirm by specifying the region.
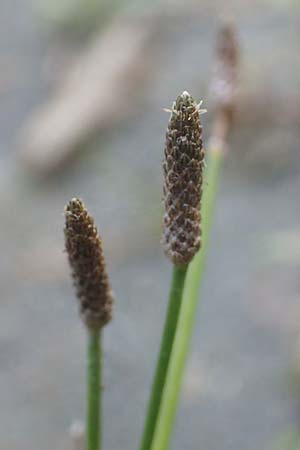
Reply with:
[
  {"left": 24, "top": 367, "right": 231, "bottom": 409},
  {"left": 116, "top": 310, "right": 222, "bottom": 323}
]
[
  {"left": 64, "top": 198, "right": 113, "bottom": 330},
  {"left": 162, "top": 91, "right": 205, "bottom": 267}
]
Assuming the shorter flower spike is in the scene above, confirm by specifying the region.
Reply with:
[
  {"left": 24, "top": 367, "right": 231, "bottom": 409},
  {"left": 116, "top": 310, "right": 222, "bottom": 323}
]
[
  {"left": 162, "top": 91, "right": 205, "bottom": 267},
  {"left": 64, "top": 198, "right": 113, "bottom": 330}
]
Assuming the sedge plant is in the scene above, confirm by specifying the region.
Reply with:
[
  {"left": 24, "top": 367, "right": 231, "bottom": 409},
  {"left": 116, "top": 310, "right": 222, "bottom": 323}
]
[
  {"left": 62, "top": 22, "right": 238, "bottom": 450},
  {"left": 139, "top": 91, "right": 206, "bottom": 450},
  {"left": 150, "top": 22, "right": 239, "bottom": 450},
  {"left": 64, "top": 198, "right": 113, "bottom": 450}
]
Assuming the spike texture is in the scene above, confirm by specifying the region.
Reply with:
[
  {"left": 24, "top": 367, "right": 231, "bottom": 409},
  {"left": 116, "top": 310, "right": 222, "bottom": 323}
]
[
  {"left": 64, "top": 198, "right": 113, "bottom": 330},
  {"left": 162, "top": 92, "right": 205, "bottom": 267}
]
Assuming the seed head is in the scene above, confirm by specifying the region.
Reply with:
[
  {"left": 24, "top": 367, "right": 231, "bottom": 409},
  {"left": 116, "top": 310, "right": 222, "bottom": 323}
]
[
  {"left": 162, "top": 91, "right": 205, "bottom": 266},
  {"left": 64, "top": 198, "right": 113, "bottom": 330},
  {"left": 211, "top": 21, "right": 239, "bottom": 124}
]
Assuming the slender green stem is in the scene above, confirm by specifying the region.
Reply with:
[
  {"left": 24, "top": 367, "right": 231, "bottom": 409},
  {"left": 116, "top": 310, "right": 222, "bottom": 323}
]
[
  {"left": 139, "top": 265, "right": 188, "bottom": 450},
  {"left": 86, "top": 329, "right": 101, "bottom": 450},
  {"left": 151, "top": 149, "right": 224, "bottom": 450}
]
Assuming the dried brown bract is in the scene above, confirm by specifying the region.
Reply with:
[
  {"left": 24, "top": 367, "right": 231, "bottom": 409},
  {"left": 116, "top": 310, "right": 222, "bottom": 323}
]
[
  {"left": 64, "top": 198, "right": 113, "bottom": 330},
  {"left": 162, "top": 91, "right": 205, "bottom": 267}
]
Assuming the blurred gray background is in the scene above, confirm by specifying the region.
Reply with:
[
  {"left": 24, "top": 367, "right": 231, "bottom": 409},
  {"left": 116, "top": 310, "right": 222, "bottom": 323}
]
[{"left": 1, "top": 1, "right": 300, "bottom": 449}]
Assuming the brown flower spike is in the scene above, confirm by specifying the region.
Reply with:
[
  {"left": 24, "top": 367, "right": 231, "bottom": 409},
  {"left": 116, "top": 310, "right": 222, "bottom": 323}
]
[
  {"left": 64, "top": 198, "right": 113, "bottom": 330},
  {"left": 212, "top": 22, "right": 239, "bottom": 129},
  {"left": 162, "top": 91, "right": 205, "bottom": 266}
]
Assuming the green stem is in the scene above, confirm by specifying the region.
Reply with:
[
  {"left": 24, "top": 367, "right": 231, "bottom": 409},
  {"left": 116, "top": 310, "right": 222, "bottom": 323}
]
[
  {"left": 139, "top": 265, "right": 188, "bottom": 450},
  {"left": 151, "top": 149, "right": 224, "bottom": 450},
  {"left": 86, "top": 329, "right": 101, "bottom": 450}
]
